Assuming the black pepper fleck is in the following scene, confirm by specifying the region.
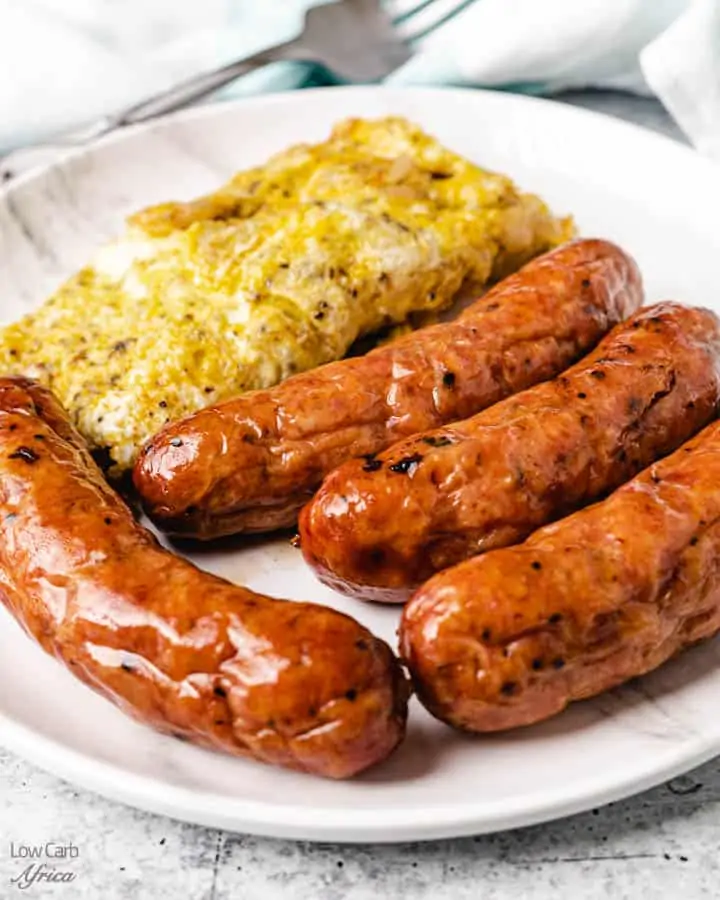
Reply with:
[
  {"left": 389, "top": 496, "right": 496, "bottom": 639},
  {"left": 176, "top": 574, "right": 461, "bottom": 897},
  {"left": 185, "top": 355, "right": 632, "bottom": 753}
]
[
  {"left": 500, "top": 681, "right": 518, "bottom": 696},
  {"left": 345, "top": 689, "right": 357, "bottom": 702},
  {"left": 214, "top": 686, "right": 227, "bottom": 698},
  {"left": 577, "top": 392, "right": 587, "bottom": 399},
  {"left": 531, "top": 658, "right": 543, "bottom": 671},
  {"left": 590, "top": 370, "right": 606, "bottom": 380},
  {"left": 170, "top": 438, "right": 183, "bottom": 447},
  {"left": 389, "top": 453, "right": 423, "bottom": 474},
  {"left": 531, "top": 561, "right": 542, "bottom": 571},
  {"left": 552, "top": 657, "right": 566, "bottom": 669},
  {"left": 442, "top": 371, "right": 456, "bottom": 388},
  {"left": 549, "top": 613, "right": 562, "bottom": 624},
  {"left": 422, "top": 435, "right": 452, "bottom": 447},
  {"left": 9, "top": 446, "right": 38, "bottom": 464}
]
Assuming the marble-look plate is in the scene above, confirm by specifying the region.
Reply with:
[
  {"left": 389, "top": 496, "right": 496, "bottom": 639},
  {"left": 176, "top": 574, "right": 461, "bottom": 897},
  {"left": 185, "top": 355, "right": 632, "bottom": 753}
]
[{"left": 2, "top": 87, "right": 720, "bottom": 843}]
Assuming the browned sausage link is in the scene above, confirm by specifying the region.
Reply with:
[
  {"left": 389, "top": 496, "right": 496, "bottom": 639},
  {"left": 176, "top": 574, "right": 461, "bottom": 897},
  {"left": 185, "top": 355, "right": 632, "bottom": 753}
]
[
  {"left": 300, "top": 303, "right": 720, "bottom": 602},
  {"left": 0, "top": 378, "right": 408, "bottom": 778},
  {"left": 133, "top": 239, "right": 642, "bottom": 539},
  {"left": 400, "top": 419, "right": 720, "bottom": 732}
]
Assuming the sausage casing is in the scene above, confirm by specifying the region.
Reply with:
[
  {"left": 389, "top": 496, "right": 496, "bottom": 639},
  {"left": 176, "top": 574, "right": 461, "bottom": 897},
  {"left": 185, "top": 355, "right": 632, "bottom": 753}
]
[
  {"left": 400, "top": 419, "right": 720, "bottom": 732},
  {"left": 0, "top": 378, "right": 408, "bottom": 778},
  {"left": 300, "top": 303, "right": 720, "bottom": 601},
  {"left": 133, "top": 239, "right": 642, "bottom": 538}
]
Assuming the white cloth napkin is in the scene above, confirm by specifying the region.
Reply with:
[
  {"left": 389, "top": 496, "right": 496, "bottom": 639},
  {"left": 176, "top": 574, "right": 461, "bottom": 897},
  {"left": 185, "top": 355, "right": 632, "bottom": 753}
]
[{"left": 0, "top": 0, "right": 717, "bottom": 155}]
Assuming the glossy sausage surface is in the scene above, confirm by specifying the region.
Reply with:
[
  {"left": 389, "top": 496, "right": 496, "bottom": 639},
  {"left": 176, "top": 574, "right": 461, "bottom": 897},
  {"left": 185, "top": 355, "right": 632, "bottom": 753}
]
[
  {"left": 134, "top": 240, "right": 642, "bottom": 538},
  {"left": 401, "top": 419, "right": 720, "bottom": 732},
  {"left": 301, "top": 303, "right": 720, "bottom": 601},
  {"left": 0, "top": 378, "right": 408, "bottom": 778}
]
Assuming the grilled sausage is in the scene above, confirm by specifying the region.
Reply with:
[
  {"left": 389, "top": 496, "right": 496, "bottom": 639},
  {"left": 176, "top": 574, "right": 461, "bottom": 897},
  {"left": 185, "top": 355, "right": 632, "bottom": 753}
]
[
  {"left": 400, "top": 419, "right": 720, "bottom": 732},
  {"left": 134, "top": 239, "right": 642, "bottom": 539},
  {"left": 0, "top": 378, "right": 408, "bottom": 778},
  {"left": 300, "top": 303, "right": 720, "bottom": 602}
]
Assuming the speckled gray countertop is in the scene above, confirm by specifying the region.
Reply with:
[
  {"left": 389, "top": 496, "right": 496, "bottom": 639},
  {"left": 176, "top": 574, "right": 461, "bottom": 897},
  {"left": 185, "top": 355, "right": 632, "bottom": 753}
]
[{"left": 1, "top": 91, "right": 716, "bottom": 900}]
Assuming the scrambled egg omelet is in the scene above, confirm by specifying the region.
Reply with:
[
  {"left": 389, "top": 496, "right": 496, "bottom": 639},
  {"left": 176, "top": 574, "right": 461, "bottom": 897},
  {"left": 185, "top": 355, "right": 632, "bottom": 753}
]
[{"left": 0, "top": 117, "right": 572, "bottom": 471}]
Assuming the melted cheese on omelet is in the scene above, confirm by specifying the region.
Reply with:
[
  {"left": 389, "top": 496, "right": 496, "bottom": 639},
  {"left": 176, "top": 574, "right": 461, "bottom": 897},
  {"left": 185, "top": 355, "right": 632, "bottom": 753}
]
[{"left": 0, "top": 117, "right": 573, "bottom": 471}]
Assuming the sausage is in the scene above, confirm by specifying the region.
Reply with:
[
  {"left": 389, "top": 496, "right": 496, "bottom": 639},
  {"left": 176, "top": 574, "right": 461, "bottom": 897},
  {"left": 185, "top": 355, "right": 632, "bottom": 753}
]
[
  {"left": 300, "top": 303, "right": 720, "bottom": 602},
  {"left": 0, "top": 378, "right": 408, "bottom": 778},
  {"left": 133, "top": 239, "right": 642, "bottom": 539},
  {"left": 400, "top": 418, "right": 720, "bottom": 732}
]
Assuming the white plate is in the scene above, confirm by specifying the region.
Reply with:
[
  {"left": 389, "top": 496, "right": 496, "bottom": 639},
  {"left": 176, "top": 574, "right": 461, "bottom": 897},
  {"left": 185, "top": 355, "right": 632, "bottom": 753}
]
[{"left": 2, "top": 86, "right": 720, "bottom": 843}]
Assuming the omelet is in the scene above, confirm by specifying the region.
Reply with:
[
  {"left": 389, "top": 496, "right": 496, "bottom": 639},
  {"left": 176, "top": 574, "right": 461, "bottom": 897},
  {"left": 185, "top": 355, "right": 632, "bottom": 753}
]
[{"left": 0, "top": 117, "right": 573, "bottom": 472}]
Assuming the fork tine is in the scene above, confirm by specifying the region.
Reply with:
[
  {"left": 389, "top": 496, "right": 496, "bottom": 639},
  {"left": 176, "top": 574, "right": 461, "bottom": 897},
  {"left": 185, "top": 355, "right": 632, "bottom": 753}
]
[
  {"left": 392, "top": 0, "right": 477, "bottom": 42},
  {"left": 385, "top": 0, "right": 437, "bottom": 22}
]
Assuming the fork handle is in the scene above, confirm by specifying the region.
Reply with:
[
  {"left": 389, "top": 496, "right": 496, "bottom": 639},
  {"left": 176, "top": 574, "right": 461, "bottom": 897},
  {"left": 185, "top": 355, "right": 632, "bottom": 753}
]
[{"left": 81, "top": 39, "right": 301, "bottom": 142}]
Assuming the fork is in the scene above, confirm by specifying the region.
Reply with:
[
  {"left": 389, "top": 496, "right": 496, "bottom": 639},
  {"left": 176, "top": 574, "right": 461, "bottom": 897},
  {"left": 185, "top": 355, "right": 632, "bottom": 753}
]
[{"left": 0, "top": 0, "right": 475, "bottom": 178}]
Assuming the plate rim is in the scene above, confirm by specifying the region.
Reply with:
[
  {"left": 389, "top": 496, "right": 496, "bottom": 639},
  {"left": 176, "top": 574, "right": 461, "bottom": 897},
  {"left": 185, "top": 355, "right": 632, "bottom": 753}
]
[
  {"left": 2, "top": 84, "right": 719, "bottom": 843},
  {"left": 4, "top": 706, "right": 720, "bottom": 843},
  {"left": 2, "top": 83, "right": 715, "bottom": 201}
]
